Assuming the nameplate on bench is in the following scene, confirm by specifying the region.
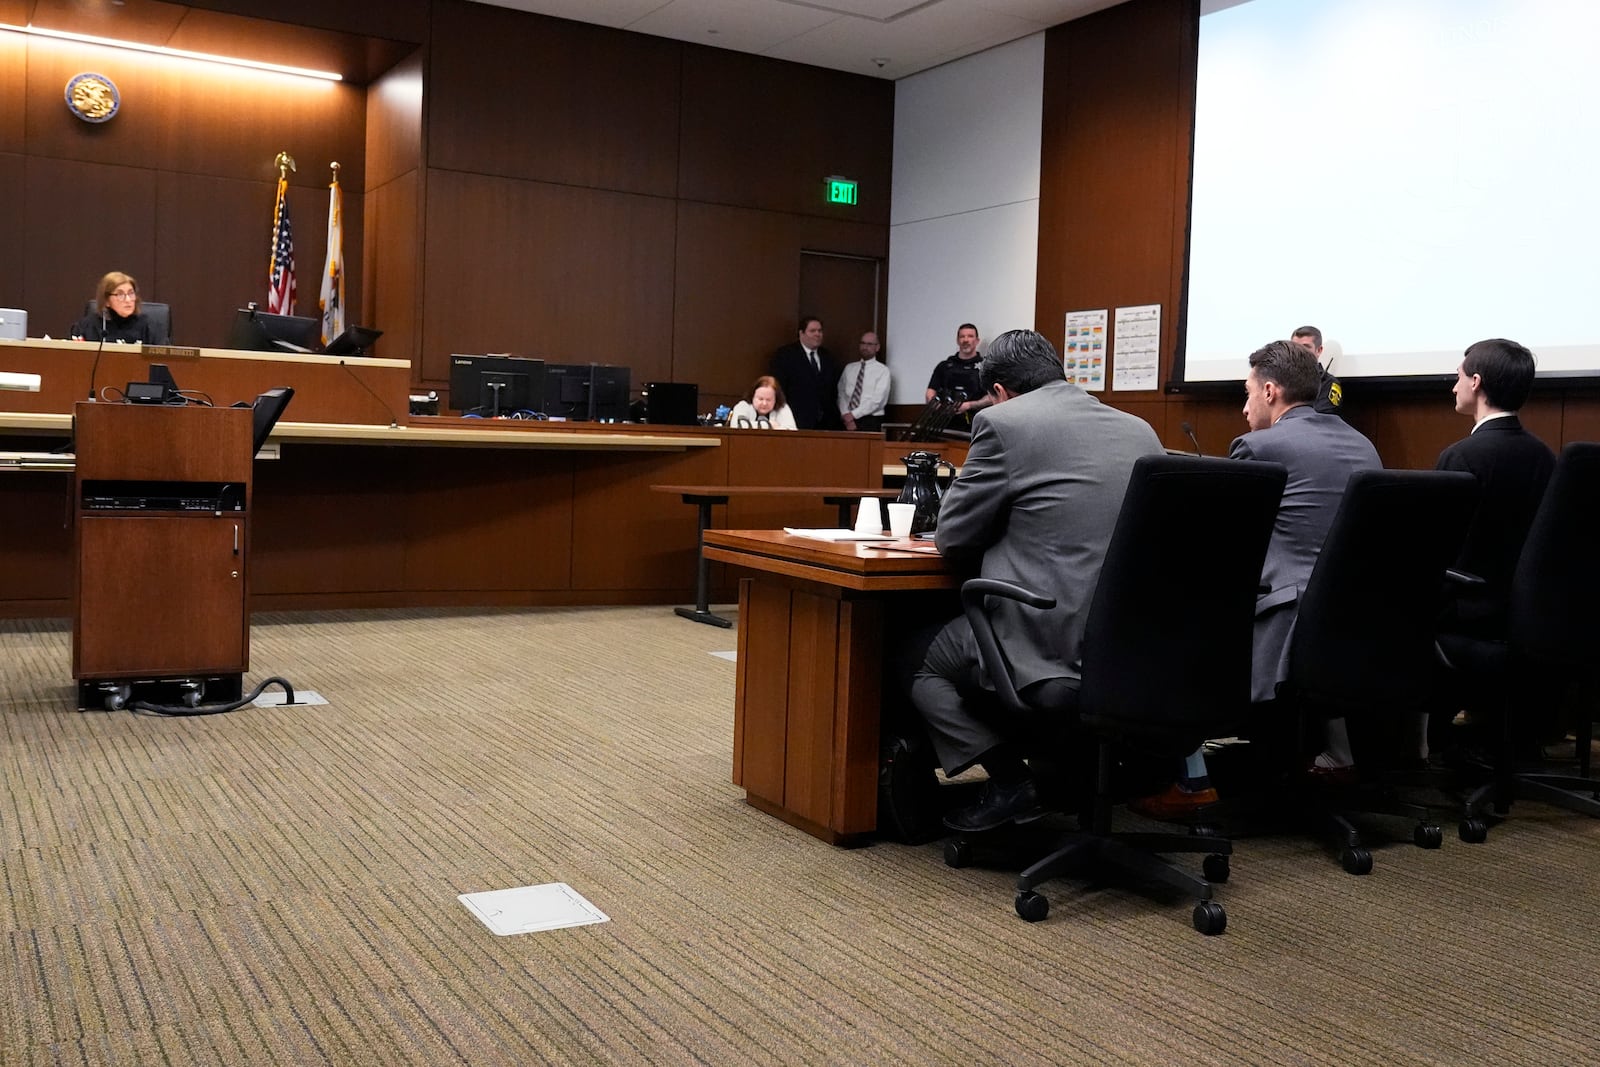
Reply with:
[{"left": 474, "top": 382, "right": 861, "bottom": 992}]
[{"left": 143, "top": 345, "right": 201, "bottom": 360}]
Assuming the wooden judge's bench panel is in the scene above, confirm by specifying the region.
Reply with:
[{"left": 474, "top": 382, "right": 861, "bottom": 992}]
[{"left": 0, "top": 344, "right": 885, "bottom": 615}]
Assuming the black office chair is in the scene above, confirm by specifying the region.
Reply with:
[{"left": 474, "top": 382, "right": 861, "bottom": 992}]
[
  {"left": 957, "top": 455, "right": 1285, "bottom": 934},
  {"left": 1439, "top": 442, "right": 1600, "bottom": 840},
  {"left": 84, "top": 299, "right": 171, "bottom": 344},
  {"left": 1271, "top": 469, "right": 1479, "bottom": 874}
]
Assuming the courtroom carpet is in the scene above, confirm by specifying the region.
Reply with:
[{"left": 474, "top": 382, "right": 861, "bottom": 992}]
[{"left": 3, "top": 607, "right": 1600, "bottom": 1065}]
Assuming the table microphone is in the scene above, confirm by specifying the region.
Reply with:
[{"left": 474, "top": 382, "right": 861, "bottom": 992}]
[
  {"left": 86, "top": 307, "right": 109, "bottom": 401},
  {"left": 1180, "top": 420, "right": 1202, "bottom": 457}
]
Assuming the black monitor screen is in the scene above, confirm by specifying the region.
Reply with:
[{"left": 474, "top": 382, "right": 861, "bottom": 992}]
[
  {"left": 545, "top": 363, "right": 632, "bottom": 422},
  {"left": 229, "top": 308, "right": 321, "bottom": 354},
  {"left": 251, "top": 386, "right": 294, "bottom": 456},
  {"left": 642, "top": 382, "right": 699, "bottom": 425},
  {"left": 448, "top": 354, "right": 546, "bottom": 416}
]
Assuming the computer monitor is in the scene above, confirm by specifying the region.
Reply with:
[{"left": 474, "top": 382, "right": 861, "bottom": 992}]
[
  {"left": 642, "top": 382, "right": 699, "bottom": 425},
  {"left": 448, "top": 354, "right": 545, "bottom": 416},
  {"left": 228, "top": 308, "right": 321, "bottom": 353},
  {"left": 324, "top": 325, "right": 384, "bottom": 357},
  {"left": 251, "top": 387, "right": 294, "bottom": 456},
  {"left": 545, "top": 363, "right": 632, "bottom": 422}
]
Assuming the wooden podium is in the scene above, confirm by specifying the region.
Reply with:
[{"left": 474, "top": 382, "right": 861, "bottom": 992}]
[{"left": 72, "top": 402, "right": 253, "bottom": 709}]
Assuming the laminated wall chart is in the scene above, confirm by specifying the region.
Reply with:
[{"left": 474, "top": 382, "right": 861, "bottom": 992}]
[
  {"left": 1112, "top": 304, "right": 1161, "bottom": 391},
  {"left": 1063, "top": 309, "right": 1108, "bottom": 392}
]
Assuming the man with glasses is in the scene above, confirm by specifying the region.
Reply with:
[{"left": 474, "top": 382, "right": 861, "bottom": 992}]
[
  {"left": 71, "top": 271, "right": 170, "bottom": 345},
  {"left": 836, "top": 331, "right": 890, "bottom": 432}
]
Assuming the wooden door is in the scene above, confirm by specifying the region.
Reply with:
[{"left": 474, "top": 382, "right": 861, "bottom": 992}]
[{"left": 799, "top": 251, "right": 883, "bottom": 354}]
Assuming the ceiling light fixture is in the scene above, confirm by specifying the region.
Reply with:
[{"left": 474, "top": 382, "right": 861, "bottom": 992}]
[{"left": 0, "top": 22, "right": 343, "bottom": 81}]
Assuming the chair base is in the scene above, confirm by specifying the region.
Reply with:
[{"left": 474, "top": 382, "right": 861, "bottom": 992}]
[
  {"left": 1011, "top": 828, "right": 1232, "bottom": 934},
  {"left": 1462, "top": 771, "right": 1600, "bottom": 841}
]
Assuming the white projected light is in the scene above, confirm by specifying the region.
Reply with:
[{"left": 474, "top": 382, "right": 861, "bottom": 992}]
[{"left": 1181, "top": 0, "right": 1600, "bottom": 382}]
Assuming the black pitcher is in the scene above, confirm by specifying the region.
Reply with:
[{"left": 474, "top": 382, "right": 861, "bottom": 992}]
[{"left": 896, "top": 450, "right": 958, "bottom": 535}]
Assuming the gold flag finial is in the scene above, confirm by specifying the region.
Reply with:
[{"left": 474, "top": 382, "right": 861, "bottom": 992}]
[
  {"left": 274, "top": 151, "right": 297, "bottom": 179},
  {"left": 330, "top": 161, "right": 340, "bottom": 177}
]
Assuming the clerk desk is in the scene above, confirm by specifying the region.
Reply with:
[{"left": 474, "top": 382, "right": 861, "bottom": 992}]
[{"left": 0, "top": 339, "right": 884, "bottom": 617}]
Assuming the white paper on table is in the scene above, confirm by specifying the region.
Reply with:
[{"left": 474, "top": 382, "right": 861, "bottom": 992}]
[{"left": 782, "top": 528, "right": 896, "bottom": 542}]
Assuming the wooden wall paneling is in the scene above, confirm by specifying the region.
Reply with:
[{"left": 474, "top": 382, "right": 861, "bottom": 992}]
[
  {"left": 0, "top": 33, "right": 23, "bottom": 153},
  {"left": 28, "top": 0, "right": 186, "bottom": 51},
  {"left": 420, "top": 170, "right": 677, "bottom": 387},
  {"left": 250, "top": 445, "right": 409, "bottom": 596},
  {"left": 23, "top": 157, "right": 158, "bottom": 342},
  {"left": 398, "top": 449, "right": 576, "bottom": 593},
  {"left": 568, "top": 446, "right": 728, "bottom": 592},
  {"left": 365, "top": 171, "right": 421, "bottom": 370},
  {"left": 672, "top": 202, "right": 801, "bottom": 405},
  {"left": 738, "top": 579, "right": 794, "bottom": 805},
  {"left": 162, "top": 74, "right": 366, "bottom": 190},
  {"left": 22, "top": 41, "right": 178, "bottom": 171},
  {"left": 365, "top": 50, "right": 424, "bottom": 191},
  {"left": 0, "top": 153, "right": 22, "bottom": 304},
  {"left": 1036, "top": 0, "right": 1194, "bottom": 400},
  {"left": 153, "top": 173, "right": 359, "bottom": 350},
  {"left": 677, "top": 44, "right": 893, "bottom": 224},
  {"left": 1556, "top": 393, "right": 1600, "bottom": 447},
  {"left": 165, "top": 8, "right": 409, "bottom": 85},
  {"left": 1517, "top": 395, "right": 1564, "bottom": 450},
  {"left": 0, "top": 473, "right": 74, "bottom": 612},
  {"left": 784, "top": 587, "right": 840, "bottom": 827},
  {"left": 427, "top": 2, "right": 680, "bottom": 196}
]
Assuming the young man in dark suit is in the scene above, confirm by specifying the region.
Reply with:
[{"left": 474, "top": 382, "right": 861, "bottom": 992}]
[
  {"left": 769, "top": 315, "right": 840, "bottom": 430},
  {"left": 1435, "top": 338, "right": 1555, "bottom": 638}
]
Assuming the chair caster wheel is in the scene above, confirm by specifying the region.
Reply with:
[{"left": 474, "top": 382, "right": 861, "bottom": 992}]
[
  {"left": 1459, "top": 818, "right": 1488, "bottom": 844},
  {"left": 1015, "top": 890, "right": 1049, "bottom": 922},
  {"left": 1413, "top": 823, "right": 1443, "bottom": 849},
  {"left": 944, "top": 838, "right": 973, "bottom": 868},
  {"left": 1193, "top": 900, "right": 1227, "bottom": 935},
  {"left": 1339, "top": 847, "right": 1373, "bottom": 875},
  {"left": 1202, "top": 853, "right": 1230, "bottom": 883}
]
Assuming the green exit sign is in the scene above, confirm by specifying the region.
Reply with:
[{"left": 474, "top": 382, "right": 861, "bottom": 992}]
[{"left": 826, "top": 177, "right": 858, "bottom": 206}]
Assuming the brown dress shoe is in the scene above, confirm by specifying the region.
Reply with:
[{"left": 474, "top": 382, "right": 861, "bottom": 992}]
[{"left": 1128, "top": 782, "right": 1220, "bottom": 821}]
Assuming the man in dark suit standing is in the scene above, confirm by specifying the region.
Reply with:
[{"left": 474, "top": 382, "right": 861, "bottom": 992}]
[
  {"left": 909, "top": 329, "right": 1164, "bottom": 832},
  {"left": 769, "top": 315, "right": 840, "bottom": 430},
  {"left": 1436, "top": 338, "right": 1555, "bottom": 637}
]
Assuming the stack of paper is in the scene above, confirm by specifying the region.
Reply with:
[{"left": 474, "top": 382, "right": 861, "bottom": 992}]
[{"left": 782, "top": 528, "right": 895, "bottom": 542}]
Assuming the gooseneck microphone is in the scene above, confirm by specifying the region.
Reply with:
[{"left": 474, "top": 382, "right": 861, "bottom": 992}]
[
  {"left": 86, "top": 306, "right": 109, "bottom": 401},
  {"left": 338, "top": 359, "right": 402, "bottom": 429},
  {"left": 1180, "top": 420, "right": 1202, "bottom": 457}
]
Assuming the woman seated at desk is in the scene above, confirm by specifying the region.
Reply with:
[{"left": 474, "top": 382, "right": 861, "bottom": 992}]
[
  {"left": 728, "top": 375, "right": 797, "bottom": 430},
  {"left": 70, "top": 271, "right": 170, "bottom": 344}
]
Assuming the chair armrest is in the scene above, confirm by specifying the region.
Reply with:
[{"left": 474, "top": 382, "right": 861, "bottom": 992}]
[
  {"left": 960, "top": 579, "right": 1056, "bottom": 715},
  {"left": 1444, "top": 568, "right": 1486, "bottom": 586}
]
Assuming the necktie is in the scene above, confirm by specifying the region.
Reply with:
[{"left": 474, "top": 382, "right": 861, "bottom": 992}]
[
  {"left": 849, "top": 362, "right": 865, "bottom": 409},
  {"left": 808, "top": 348, "right": 819, "bottom": 373}
]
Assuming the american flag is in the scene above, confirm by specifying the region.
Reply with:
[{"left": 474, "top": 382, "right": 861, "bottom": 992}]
[
  {"left": 267, "top": 175, "right": 295, "bottom": 315},
  {"left": 319, "top": 175, "right": 345, "bottom": 345}
]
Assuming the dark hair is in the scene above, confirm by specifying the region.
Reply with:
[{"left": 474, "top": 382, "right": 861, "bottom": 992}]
[
  {"left": 798, "top": 315, "right": 822, "bottom": 334},
  {"left": 1248, "top": 340, "right": 1320, "bottom": 404},
  {"left": 957, "top": 322, "right": 978, "bottom": 335},
  {"left": 1461, "top": 338, "right": 1536, "bottom": 411},
  {"left": 746, "top": 374, "right": 787, "bottom": 409},
  {"left": 978, "top": 329, "right": 1066, "bottom": 396},
  {"left": 1290, "top": 325, "right": 1323, "bottom": 349}
]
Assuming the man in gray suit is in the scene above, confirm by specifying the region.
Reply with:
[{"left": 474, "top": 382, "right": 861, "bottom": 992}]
[
  {"left": 910, "top": 329, "right": 1164, "bottom": 833},
  {"left": 1134, "top": 340, "right": 1380, "bottom": 818}
]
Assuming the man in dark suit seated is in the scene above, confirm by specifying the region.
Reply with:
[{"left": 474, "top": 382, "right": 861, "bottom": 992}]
[
  {"left": 769, "top": 315, "right": 840, "bottom": 430},
  {"left": 1436, "top": 338, "right": 1556, "bottom": 636},
  {"left": 908, "top": 329, "right": 1164, "bottom": 832},
  {"left": 1133, "top": 340, "right": 1381, "bottom": 817},
  {"left": 1431, "top": 338, "right": 1556, "bottom": 752}
]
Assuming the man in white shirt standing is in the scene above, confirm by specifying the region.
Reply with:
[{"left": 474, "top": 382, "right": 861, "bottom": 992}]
[{"left": 837, "top": 331, "right": 891, "bottom": 432}]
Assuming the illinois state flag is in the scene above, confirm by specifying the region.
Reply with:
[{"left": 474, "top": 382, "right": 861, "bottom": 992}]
[
  {"left": 319, "top": 175, "right": 345, "bottom": 345},
  {"left": 267, "top": 175, "right": 295, "bottom": 315}
]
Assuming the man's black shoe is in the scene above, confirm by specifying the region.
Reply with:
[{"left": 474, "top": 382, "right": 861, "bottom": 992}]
[{"left": 942, "top": 777, "right": 1045, "bottom": 833}]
